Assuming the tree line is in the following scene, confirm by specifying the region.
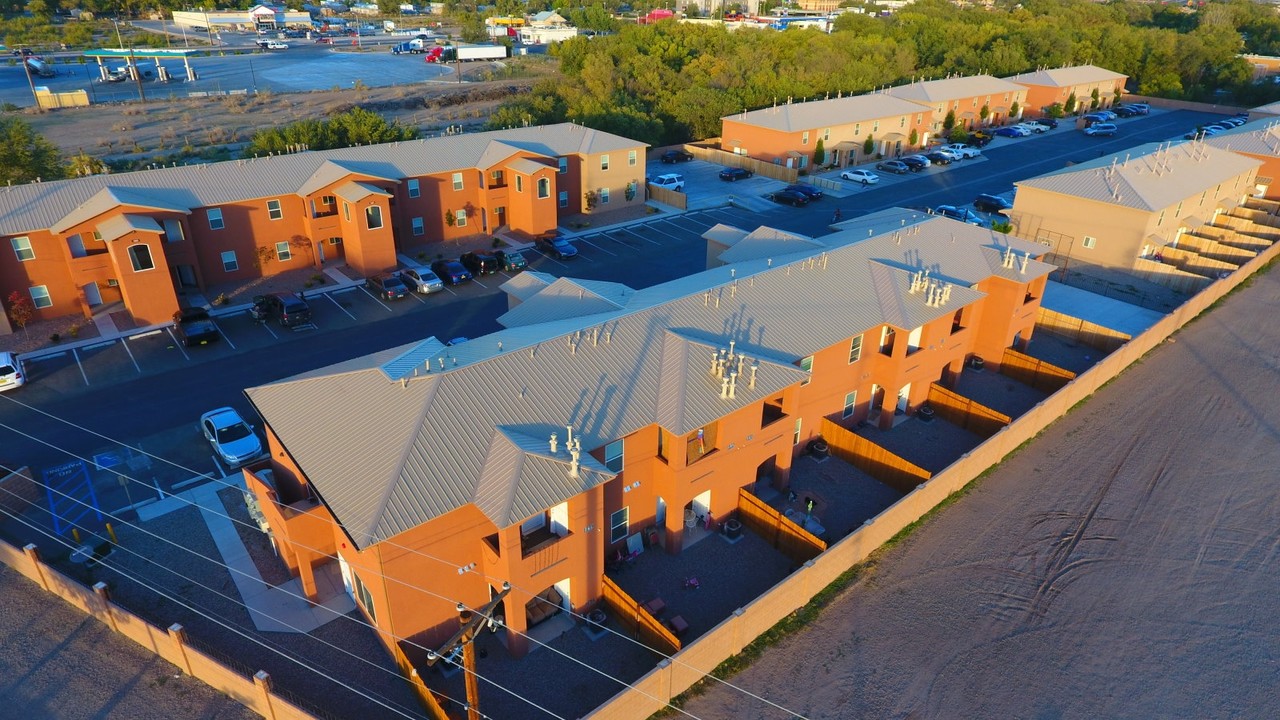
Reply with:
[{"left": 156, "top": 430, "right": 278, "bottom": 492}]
[{"left": 486, "top": 0, "right": 1280, "bottom": 146}]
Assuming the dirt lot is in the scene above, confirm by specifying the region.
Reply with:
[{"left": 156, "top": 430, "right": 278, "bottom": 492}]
[
  {"left": 683, "top": 269, "right": 1280, "bottom": 718},
  {"left": 23, "top": 73, "right": 548, "bottom": 160}
]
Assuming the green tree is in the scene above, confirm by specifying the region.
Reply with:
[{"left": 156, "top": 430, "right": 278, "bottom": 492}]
[
  {"left": 1045, "top": 102, "right": 1064, "bottom": 118},
  {"left": 979, "top": 103, "right": 990, "bottom": 123},
  {"left": 1064, "top": 91, "right": 1077, "bottom": 114},
  {"left": 1090, "top": 87, "right": 1100, "bottom": 109},
  {"left": 1009, "top": 100, "right": 1020, "bottom": 118},
  {"left": 908, "top": 127, "right": 918, "bottom": 146},
  {"left": 0, "top": 117, "right": 65, "bottom": 186},
  {"left": 948, "top": 126, "right": 968, "bottom": 143},
  {"left": 377, "top": 0, "right": 401, "bottom": 13},
  {"left": 460, "top": 14, "right": 488, "bottom": 44},
  {"left": 69, "top": 150, "right": 106, "bottom": 177},
  {"left": 943, "top": 108, "right": 955, "bottom": 131},
  {"left": 813, "top": 137, "right": 825, "bottom": 166},
  {"left": 863, "top": 134, "right": 874, "bottom": 155}
]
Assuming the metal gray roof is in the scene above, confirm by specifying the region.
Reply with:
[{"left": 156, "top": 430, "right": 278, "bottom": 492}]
[
  {"left": 721, "top": 94, "right": 932, "bottom": 132},
  {"left": 497, "top": 277, "right": 636, "bottom": 328},
  {"left": 498, "top": 271, "right": 555, "bottom": 304},
  {"left": 1004, "top": 65, "right": 1126, "bottom": 88},
  {"left": 507, "top": 157, "right": 554, "bottom": 175},
  {"left": 1014, "top": 141, "right": 1262, "bottom": 212},
  {"left": 885, "top": 75, "right": 1026, "bottom": 104},
  {"left": 0, "top": 123, "right": 645, "bottom": 236},
  {"left": 98, "top": 213, "right": 163, "bottom": 242},
  {"left": 334, "top": 181, "right": 392, "bottom": 203},
  {"left": 715, "top": 226, "right": 822, "bottom": 264},
  {"left": 246, "top": 216, "right": 1054, "bottom": 548},
  {"left": 702, "top": 223, "right": 749, "bottom": 248},
  {"left": 1199, "top": 119, "right": 1280, "bottom": 158}
]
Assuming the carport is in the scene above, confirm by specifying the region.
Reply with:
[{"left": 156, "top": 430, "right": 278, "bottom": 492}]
[{"left": 83, "top": 48, "right": 203, "bottom": 84}]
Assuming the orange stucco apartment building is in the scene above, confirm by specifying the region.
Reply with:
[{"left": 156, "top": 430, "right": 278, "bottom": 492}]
[
  {"left": 242, "top": 211, "right": 1055, "bottom": 664},
  {"left": 0, "top": 124, "right": 646, "bottom": 329},
  {"left": 719, "top": 67, "right": 1130, "bottom": 168},
  {"left": 1200, "top": 121, "right": 1280, "bottom": 200}
]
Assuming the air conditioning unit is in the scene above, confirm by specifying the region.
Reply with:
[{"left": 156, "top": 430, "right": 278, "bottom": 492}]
[{"left": 106, "top": 278, "right": 119, "bottom": 287}]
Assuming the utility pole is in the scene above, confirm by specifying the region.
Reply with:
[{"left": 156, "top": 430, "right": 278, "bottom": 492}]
[
  {"left": 129, "top": 48, "right": 146, "bottom": 103},
  {"left": 428, "top": 583, "right": 510, "bottom": 720},
  {"left": 23, "top": 60, "right": 43, "bottom": 113}
]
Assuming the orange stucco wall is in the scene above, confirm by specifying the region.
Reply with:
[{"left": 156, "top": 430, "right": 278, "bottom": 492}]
[
  {"left": 721, "top": 110, "right": 934, "bottom": 167},
  {"left": 1020, "top": 78, "right": 1126, "bottom": 117}
]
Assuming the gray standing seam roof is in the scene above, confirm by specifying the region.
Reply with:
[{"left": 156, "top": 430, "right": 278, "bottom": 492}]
[
  {"left": 1004, "top": 65, "right": 1126, "bottom": 88},
  {"left": 885, "top": 75, "right": 1026, "bottom": 104},
  {"left": 721, "top": 94, "right": 933, "bottom": 133},
  {"left": 0, "top": 123, "right": 645, "bottom": 237},
  {"left": 245, "top": 216, "right": 1055, "bottom": 549}
]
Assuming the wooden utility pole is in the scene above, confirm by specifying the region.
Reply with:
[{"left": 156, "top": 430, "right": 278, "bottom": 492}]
[{"left": 428, "top": 583, "right": 510, "bottom": 720}]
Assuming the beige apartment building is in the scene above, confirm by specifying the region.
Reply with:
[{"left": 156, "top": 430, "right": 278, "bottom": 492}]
[{"left": 884, "top": 74, "right": 1028, "bottom": 135}]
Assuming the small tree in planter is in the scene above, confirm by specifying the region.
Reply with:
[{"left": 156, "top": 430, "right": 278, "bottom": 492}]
[
  {"left": 5, "top": 291, "right": 34, "bottom": 339},
  {"left": 445, "top": 210, "right": 456, "bottom": 227},
  {"left": 1090, "top": 88, "right": 1100, "bottom": 110},
  {"left": 943, "top": 109, "right": 956, "bottom": 132},
  {"left": 1010, "top": 101, "right": 1020, "bottom": 119},
  {"left": 1114, "top": 88, "right": 1123, "bottom": 106},
  {"left": 1046, "top": 102, "right": 1065, "bottom": 119},
  {"left": 863, "top": 134, "right": 874, "bottom": 157},
  {"left": 813, "top": 137, "right": 825, "bottom": 167},
  {"left": 979, "top": 104, "right": 990, "bottom": 125},
  {"left": 949, "top": 126, "right": 969, "bottom": 143},
  {"left": 1065, "top": 92, "right": 1078, "bottom": 114},
  {"left": 584, "top": 190, "right": 598, "bottom": 211},
  {"left": 909, "top": 128, "right": 919, "bottom": 147}
]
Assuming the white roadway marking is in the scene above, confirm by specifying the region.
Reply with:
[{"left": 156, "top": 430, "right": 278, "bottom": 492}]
[
  {"left": 70, "top": 348, "right": 90, "bottom": 386},
  {"left": 638, "top": 222, "right": 687, "bottom": 243},
  {"left": 407, "top": 290, "right": 428, "bottom": 304},
  {"left": 259, "top": 321, "right": 279, "bottom": 339},
  {"left": 618, "top": 227, "right": 666, "bottom": 246},
  {"left": 358, "top": 286, "right": 395, "bottom": 312},
  {"left": 471, "top": 277, "right": 490, "bottom": 289},
  {"left": 215, "top": 321, "right": 237, "bottom": 350},
  {"left": 119, "top": 338, "right": 141, "bottom": 374},
  {"left": 166, "top": 328, "right": 191, "bottom": 361},
  {"left": 325, "top": 292, "right": 359, "bottom": 319},
  {"left": 533, "top": 251, "right": 568, "bottom": 269},
  {"left": 574, "top": 237, "right": 619, "bottom": 256}
]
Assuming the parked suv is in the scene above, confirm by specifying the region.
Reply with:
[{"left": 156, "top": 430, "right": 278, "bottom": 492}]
[
  {"left": 460, "top": 250, "right": 499, "bottom": 277},
  {"left": 366, "top": 271, "right": 410, "bottom": 300},
  {"left": 973, "top": 194, "right": 1014, "bottom": 214},
  {"left": 0, "top": 351, "right": 25, "bottom": 393},
  {"left": 257, "top": 292, "right": 312, "bottom": 327},
  {"left": 1083, "top": 122, "right": 1117, "bottom": 137},
  {"left": 650, "top": 174, "right": 685, "bottom": 192}
]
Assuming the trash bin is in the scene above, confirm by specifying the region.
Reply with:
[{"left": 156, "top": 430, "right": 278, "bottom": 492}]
[
  {"left": 918, "top": 405, "right": 936, "bottom": 423},
  {"left": 723, "top": 518, "right": 742, "bottom": 540},
  {"left": 808, "top": 438, "right": 829, "bottom": 458},
  {"left": 969, "top": 355, "right": 985, "bottom": 371}
]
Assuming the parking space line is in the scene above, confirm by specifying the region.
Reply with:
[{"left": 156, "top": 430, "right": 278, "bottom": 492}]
[
  {"left": 259, "top": 321, "right": 279, "bottom": 339},
  {"left": 616, "top": 227, "right": 660, "bottom": 246},
  {"left": 534, "top": 251, "right": 568, "bottom": 269},
  {"left": 70, "top": 348, "right": 90, "bottom": 386},
  {"left": 215, "top": 323, "right": 237, "bottom": 350},
  {"left": 574, "top": 237, "right": 619, "bottom": 256},
  {"left": 442, "top": 286, "right": 459, "bottom": 296},
  {"left": 358, "top": 287, "right": 395, "bottom": 312},
  {"left": 641, "top": 223, "right": 689, "bottom": 243},
  {"left": 119, "top": 338, "right": 141, "bottom": 374},
  {"left": 406, "top": 291, "right": 428, "bottom": 304},
  {"left": 472, "top": 278, "right": 490, "bottom": 289},
  {"left": 324, "top": 292, "right": 359, "bottom": 320},
  {"left": 210, "top": 455, "right": 226, "bottom": 479},
  {"left": 128, "top": 329, "right": 163, "bottom": 340},
  {"left": 166, "top": 328, "right": 192, "bottom": 361}
]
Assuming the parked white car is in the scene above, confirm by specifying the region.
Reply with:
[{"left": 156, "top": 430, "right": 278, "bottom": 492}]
[
  {"left": 650, "top": 173, "right": 685, "bottom": 192},
  {"left": 0, "top": 352, "right": 25, "bottom": 393},
  {"left": 1016, "top": 122, "right": 1048, "bottom": 134},
  {"left": 200, "top": 407, "right": 264, "bottom": 468},
  {"left": 266, "top": 41, "right": 289, "bottom": 50},
  {"left": 930, "top": 147, "right": 963, "bottom": 163},
  {"left": 940, "top": 143, "right": 981, "bottom": 159},
  {"left": 840, "top": 168, "right": 880, "bottom": 185}
]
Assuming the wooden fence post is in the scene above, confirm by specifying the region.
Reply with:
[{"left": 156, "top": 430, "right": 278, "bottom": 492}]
[
  {"left": 168, "top": 624, "right": 193, "bottom": 675},
  {"left": 23, "top": 544, "right": 49, "bottom": 590},
  {"left": 94, "top": 582, "right": 117, "bottom": 632},
  {"left": 254, "top": 670, "right": 277, "bottom": 720}
]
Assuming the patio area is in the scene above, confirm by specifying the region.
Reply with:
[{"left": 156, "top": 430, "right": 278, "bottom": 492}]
[
  {"left": 951, "top": 366, "right": 1052, "bottom": 419},
  {"left": 854, "top": 413, "right": 986, "bottom": 475},
  {"left": 762, "top": 453, "right": 905, "bottom": 544},
  {"left": 1023, "top": 327, "right": 1113, "bottom": 374}
]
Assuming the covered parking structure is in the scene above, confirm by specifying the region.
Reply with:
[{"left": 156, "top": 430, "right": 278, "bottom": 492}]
[{"left": 83, "top": 48, "right": 203, "bottom": 84}]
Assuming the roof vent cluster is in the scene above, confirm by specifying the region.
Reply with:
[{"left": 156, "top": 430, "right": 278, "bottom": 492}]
[
  {"left": 909, "top": 269, "right": 955, "bottom": 306},
  {"left": 710, "top": 340, "right": 755, "bottom": 398},
  {"left": 548, "top": 425, "right": 583, "bottom": 477},
  {"left": 1001, "top": 246, "right": 1031, "bottom": 274}
]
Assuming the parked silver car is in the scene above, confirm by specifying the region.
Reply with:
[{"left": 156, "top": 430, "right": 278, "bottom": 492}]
[{"left": 400, "top": 266, "right": 445, "bottom": 294}]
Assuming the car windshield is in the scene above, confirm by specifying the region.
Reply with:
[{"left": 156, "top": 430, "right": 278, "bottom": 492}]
[{"left": 216, "top": 422, "right": 252, "bottom": 443}]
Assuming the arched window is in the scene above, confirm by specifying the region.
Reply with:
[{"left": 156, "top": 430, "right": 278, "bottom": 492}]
[{"left": 537, "top": 177, "right": 551, "bottom": 199}]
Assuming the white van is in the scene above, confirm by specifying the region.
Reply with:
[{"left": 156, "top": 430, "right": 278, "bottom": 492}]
[{"left": 0, "top": 352, "right": 25, "bottom": 392}]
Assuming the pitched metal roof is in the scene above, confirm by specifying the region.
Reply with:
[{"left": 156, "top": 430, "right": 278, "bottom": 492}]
[
  {"left": 497, "top": 277, "right": 636, "bottom": 328},
  {"left": 507, "top": 157, "right": 554, "bottom": 176},
  {"left": 1014, "top": 141, "right": 1262, "bottom": 212},
  {"left": 702, "top": 223, "right": 750, "bottom": 248},
  {"left": 715, "top": 226, "right": 823, "bottom": 264},
  {"left": 1199, "top": 119, "right": 1280, "bottom": 158},
  {"left": 1004, "top": 65, "right": 1127, "bottom": 88},
  {"left": 246, "top": 216, "right": 1054, "bottom": 548},
  {"left": 721, "top": 94, "right": 932, "bottom": 132},
  {"left": 885, "top": 75, "right": 1026, "bottom": 104},
  {"left": 498, "top": 271, "right": 555, "bottom": 304},
  {"left": 0, "top": 123, "right": 645, "bottom": 236},
  {"left": 333, "top": 181, "right": 392, "bottom": 203},
  {"left": 97, "top": 213, "right": 164, "bottom": 242}
]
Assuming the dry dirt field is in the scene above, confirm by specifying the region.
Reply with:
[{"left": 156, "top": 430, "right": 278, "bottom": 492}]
[
  {"left": 684, "top": 269, "right": 1280, "bottom": 719},
  {"left": 23, "top": 74, "right": 546, "bottom": 160}
]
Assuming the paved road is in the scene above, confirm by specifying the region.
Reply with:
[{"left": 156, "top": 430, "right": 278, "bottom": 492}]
[{"left": 0, "top": 564, "right": 257, "bottom": 720}]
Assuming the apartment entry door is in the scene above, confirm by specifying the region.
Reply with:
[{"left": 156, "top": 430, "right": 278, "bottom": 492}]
[{"left": 83, "top": 282, "right": 102, "bottom": 308}]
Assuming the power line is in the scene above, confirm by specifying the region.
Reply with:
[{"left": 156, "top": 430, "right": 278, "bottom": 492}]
[{"left": 0, "top": 397, "right": 810, "bottom": 718}]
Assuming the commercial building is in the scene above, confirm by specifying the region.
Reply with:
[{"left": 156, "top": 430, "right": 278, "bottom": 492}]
[
  {"left": 1010, "top": 141, "right": 1263, "bottom": 274},
  {"left": 243, "top": 215, "right": 1054, "bottom": 665},
  {"left": 0, "top": 124, "right": 646, "bottom": 329},
  {"left": 172, "top": 5, "right": 313, "bottom": 33},
  {"left": 1003, "top": 65, "right": 1128, "bottom": 118}
]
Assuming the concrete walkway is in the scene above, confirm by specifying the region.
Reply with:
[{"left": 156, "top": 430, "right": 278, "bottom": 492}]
[{"left": 138, "top": 475, "right": 354, "bottom": 633}]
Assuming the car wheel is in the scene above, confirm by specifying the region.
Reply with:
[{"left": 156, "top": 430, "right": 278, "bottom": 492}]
[{"left": 862, "top": 180, "right": 869, "bottom": 186}]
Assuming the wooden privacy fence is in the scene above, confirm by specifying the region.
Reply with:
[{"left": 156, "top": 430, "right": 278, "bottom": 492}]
[
  {"left": 1131, "top": 257, "right": 1213, "bottom": 294},
  {"left": 646, "top": 184, "right": 687, "bottom": 210},
  {"left": 819, "top": 417, "right": 932, "bottom": 494},
  {"left": 999, "top": 348, "right": 1076, "bottom": 392},
  {"left": 1192, "top": 224, "right": 1272, "bottom": 252},
  {"left": 389, "top": 638, "right": 452, "bottom": 719},
  {"left": 736, "top": 488, "right": 826, "bottom": 563},
  {"left": 683, "top": 143, "right": 800, "bottom": 183},
  {"left": 1176, "top": 234, "right": 1257, "bottom": 266},
  {"left": 0, "top": 539, "right": 315, "bottom": 720},
  {"left": 600, "top": 575, "right": 680, "bottom": 656},
  {"left": 1035, "top": 307, "right": 1131, "bottom": 353},
  {"left": 926, "top": 384, "right": 1011, "bottom": 438},
  {"left": 806, "top": 176, "right": 841, "bottom": 191},
  {"left": 1158, "top": 245, "right": 1239, "bottom": 278}
]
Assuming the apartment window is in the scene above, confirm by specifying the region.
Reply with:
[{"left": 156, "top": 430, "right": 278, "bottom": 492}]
[
  {"left": 873, "top": 121, "right": 879, "bottom": 133},
  {"left": 366, "top": 206, "right": 383, "bottom": 230},
  {"left": 1082, "top": 236, "right": 1097, "bottom": 249},
  {"left": 207, "top": 208, "right": 224, "bottom": 230},
  {"left": 516, "top": 175, "right": 524, "bottom": 193},
  {"left": 275, "top": 241, "right": 292, "bottom": 262},
  {"left": 66, "top": 234, "right": 85, "bottom": 258},
  {"left": 29, "top": 285, "right": 52, "bottom": 309},
  {"left": 10, "top": 236, "right": 33, "bottom": 262},
  {"left": 490, "top": 170, "right": 503, "bottom": 186},
  {"left": 407, "top": 179, "right": 420, "bottom": 198},
  {"left": 600, "top": 187, "right": 610, "bottom": 204},
  {"left": 559, "top": 191, "right": 569, "bottom": 208},
  {"left": 917, "top": 113, "right": 922, "bottom": 123},
  {"left": 162, "top": 219, "right": 184, "bottom": 243},
  {"left": 451, "top": 172, "right": 463, "bottom": 191},
  {"left": 558, "top": 157, "right": 568, "bottom": 174},
  {"left": 1175, "top": 201, "right": 1182, "bottom": 218},
  {"left": 321, "top": 195, "right": 335, "bottom": 207},
  {"left": 609, "top": 507, "right": 629, "bottom": 544},
  {"left": 793, "top": 418, "right": 802, "bottom": 445},
  {"left": 843, "top": 391, "right": 858, "bottom": 419},
  {"left": 266, "top": 199, "right": 282, "bottom": 220},
  {"left": 900, "top": 117, "right": 906, "bottom": 128},
  {"left": 601, "top": 154, "right": 610, "bottom": 171},
  {"left": 537, "top": 178, "right": 550, "bottom": 199},
  {"left": 1199, "top": 190, "right": 1207, "bottom": 206},
  {"left": 823, "top": 127, "right": 830, "bottom": 141},
  {"left": 848, "top": 335, "right": 863, "bottom": 364},
  {"left": 1157, "top": 211, "right": 1165, "bottom": 226},
  {"left": 801, "top": 131, "right": 810, "bottom": 146},
  {"left": 128, "top": 244, "right": 154, "bottom": 272},
  {"left": 352, "top": 573, "right": 376, "bottom": 623},
  {"left": 628, "top": 150, "right": 637, "bottom": 166},
  {"left": 328, "top": 237, "right": 342, "bottom": 245},
  {"left": 221, "top": 250, "right": 238, "bottom": 272},
  {"left": 854, "top": 124, "right": 860, "bottom": 136},
  {"left": 411, "top": 217, "right": 424, "bottom": 236},
  {"left": 456, "top": 209, "right": 467, "bottom": 227},
  {"left": 343, "top": 202, "right": 351, "bottom": 222},
  {"left": 799, "top": 355, "right": 813, "bottom": 385},
  {"left": 880, "top": 326, "right": 896, "bottom": 355},
  {"left": 604, "top": 440, "right": 624, "bottom": 472}
]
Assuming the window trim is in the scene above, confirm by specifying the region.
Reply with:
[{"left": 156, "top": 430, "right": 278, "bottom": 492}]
[
  {"left": 799, "top": 355, "right": 813, "bottom": 385},
  {"left": 559, "top": 190, "right": 569, "bottom": 208},
  {"left": 365, "top": 205, "right": 384, "bottom": 230},
  {"left": 407, "top": 179, "right": 420, "bottom": 198},
  {"left": 600, "top": 187, "right": 610, "bottom": 204},
  {"left": 275, "top": 241, "right": 292, "bottom": 262},
  {"left": 207, "top": 208, "right": 224, "bottom": 230},
  {"left": 451, "top": 172, "right": 464, "bottom": 191},
  {"left": 10, "top": 236, "right": 34, "bottom": 262},
  {"left": 456, "top": 209, "right": 467, "bottom": 227},
  {"left": 558, "top": 157, "right": 568, "bottom": 174},
  {"left": 266, "top": 199, "right": 283, "bottom": 221},
  {"left": 29, "top": 285, "right": 52, "bottom": 309},
  {"left": 127, "top": 244, "right": 155, "bottom": 272},
  {"left": 609, "top": 507, "right": 629, "bottom": 544},
  {"left": 1082, "top": 236, "right": 1097, "bottom": 249},
  {"left": 537, "top": 177, "right": 550, "bottom": 199},
  {"left": 843, "top": 391, "right": 857, "bottom": 419},
  {"left": 352, "top": 573, "right": 377, "bottom": 623},
  {"left": 848, "top": 335, "right": 863, "bottom": 364},
  {"left": 221, "top": 250, "right": 238, "bottom": 272},
  {"left": 411, "top": 216, "right": 424, "bottom": 236},
  {"left": 604, "top": 440, "right": 624, "bottom": 472},
  {"left": 628, "top": 150, "right": 637, "bottom": 166},
  {"left": 600, "top": 154, "right": 610, "bottom": 171}
]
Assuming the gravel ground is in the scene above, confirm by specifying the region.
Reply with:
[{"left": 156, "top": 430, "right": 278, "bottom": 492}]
[
  {"left": 0, "top": 563, "right": 258, "bottom": 720},
  {"left": 217, "top": 487, "right": 292, "bottom": 587},
  {"left": 682, "top": 268, "right": 1280, "bottom": 718}
]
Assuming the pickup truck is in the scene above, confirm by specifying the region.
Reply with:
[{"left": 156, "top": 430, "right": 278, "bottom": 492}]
[{"left": 172, "top": 307, "right": 220, "bottom": 348}]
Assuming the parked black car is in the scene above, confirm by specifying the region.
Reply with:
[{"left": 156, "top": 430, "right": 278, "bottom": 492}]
[
  {"left": 1113, "top": 105, "right": 1140, "bottom": 118},
  {"left": 252, "top": 292, "right": 313, "bottom": 327},
  {"left": 784, "top": 184, "right": 823, "bottom": 200},
  {"left": 534, "top": 232, "right": 579, "bottom": 259},
  {"left": 430, "top": 260, "right": 474, "bottom": 285},
  {"left": 494, "top": 249, "right": 528, "bottom": 272},
  {"left": 1032, "top": 117, "right": 1059, "bottom": 129},
  {"left": 659, "top": 149, "right": 694, "bottom": 164},
  {"left": 900, "top": 155, "right": 929, "bottom": 171},
  {"left": 172, "top": 307, "right": 220, "bottom": 348},
  {"left": 973, "top": 194, "right": 1014, "bottom": 214},
  {"left": 924, "top": 151, "right": 953, "bottom": 166},
  {"left": 366, "top": 271, "right": 410, "bottom": 300},
  {"left": 934, "top": 205, "right": 985, "bottom": 225},
  {"left": 460, "top": 250, "right": 500, "bottom": 276},
  {"left": 769, "top": 189, "right": 810, "bottom": 207},
  {"left": 718, "top": 167, "right": 754, "bottom": 181}
]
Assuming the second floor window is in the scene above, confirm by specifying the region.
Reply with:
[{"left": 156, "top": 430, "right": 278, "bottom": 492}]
[
  {"left": 452, "top": 172, "right": 463, "bottom": 191},
  {"left": 366, "top": 206, "right": 383, "bottom": 230},
  {"left": 848, "top": 335, "right": 863, "bottom": 364},
  {"left": 537, "top": 178, "right": 550, "bottom": 199},
  {"left": 601, "top": 154, "right": 610, "bottom": 171},
  {"left": 267, "top": 199, "right": 282, "bottom": 220},
  {"left": 605, "top": 440, "right": 623, "bottom": 472},
  {"left": 207, "top": 208, "right": 224, "bottom": 230},
  {"left": 128, "top": 244, "right": 154, "bottom": 272},
  {"left": 10, "top": 236, "right": 33, "bottom": 262},
  {"left": 407, "top": 179, "right": 420, "bottom": 198}
]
